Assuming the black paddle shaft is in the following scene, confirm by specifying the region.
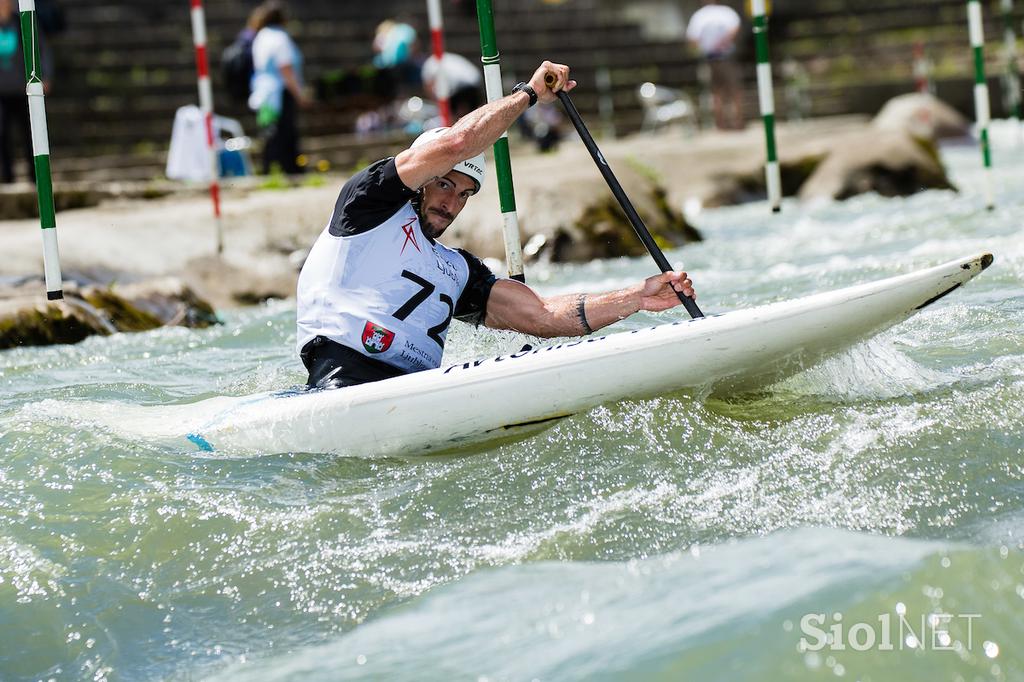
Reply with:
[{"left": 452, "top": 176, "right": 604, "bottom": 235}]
[{"left": 551, "top": 87, "right": 704, "bottom": 319}]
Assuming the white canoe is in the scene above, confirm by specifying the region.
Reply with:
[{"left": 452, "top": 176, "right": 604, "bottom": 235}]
[{"left": 71, "top": 252, "right": 993, "bottom": 458}]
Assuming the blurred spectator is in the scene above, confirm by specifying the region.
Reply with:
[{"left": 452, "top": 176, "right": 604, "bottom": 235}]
[
  {"left": 0, "top": 0, "right": 52, "bottom": 184},
  {"left": 686, "top": 0, "right": 744, "bottom": 130},
  {"left": 782, "top": 57, "right": 811, "bottom": 122},
  {"left": 220, "top": 6, "right": 259, "bottom": 106},
  {"left": 421, "top": 51, "right": 483, "bottom": 120},
  {"left": 518, "top": 102, "right": 565, "bottom": 153},
  {"left": 248, "top": 0, "right": 310, "bottom": 175},
  {"left": 372, "top": 19, "right": 420, "bottom": 98}
]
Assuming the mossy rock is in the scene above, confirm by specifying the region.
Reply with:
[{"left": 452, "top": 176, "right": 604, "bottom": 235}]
[
  {"left": 566, "top": 188, "right": 701, "bottom": 261},
  {"left": 0, "top": 299, "right": 113, "bottom": 350},
  {"left": 90, "top": 279, "right": 220, "bottom": 329},
  {"left": 534, "top": 162, "right": 703, "bottom": 263},
  {"left": 82, "top": 288, "right": 164, "bottom": 332},
  {"left": 0, "top": 278, "right": 220, "bottom": 350}
]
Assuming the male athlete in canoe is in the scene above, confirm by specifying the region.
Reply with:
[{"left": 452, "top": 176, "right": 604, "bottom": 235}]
[{"left": 296, "top": 61, "right": 697, "bottom": 389}]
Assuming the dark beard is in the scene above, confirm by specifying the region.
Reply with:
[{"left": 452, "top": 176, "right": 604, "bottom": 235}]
[{"left": 414, "top": 198, "right": 452, "bottom": 240}]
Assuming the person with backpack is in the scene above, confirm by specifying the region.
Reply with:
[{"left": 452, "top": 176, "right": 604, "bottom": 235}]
[
  {"left": 221, "top": 14, "right": 256, "bottom": 105},
  {"left": 247, "top": 1, "right": 310, "bottom": 175}
]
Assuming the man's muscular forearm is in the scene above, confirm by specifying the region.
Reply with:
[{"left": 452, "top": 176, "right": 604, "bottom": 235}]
[
  {"left": 446, "top": 91, "right": 532, "bottom": 160},
  {"left": 485, "top": 282, "right": 642, "bottom": 337},
  {"left": 542, "top": 289, "right": 642, "bottom": 336},
  {"left": 484, "top": 272, "right": 695, "bottom": 338}
]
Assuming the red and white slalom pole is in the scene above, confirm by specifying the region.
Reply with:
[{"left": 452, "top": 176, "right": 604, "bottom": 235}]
[
  {"left": 426, "top": 0, "right": 452, "bottom": 126},
  {"left": 189, "top": 0, "right": 224, "bottom": 254}
]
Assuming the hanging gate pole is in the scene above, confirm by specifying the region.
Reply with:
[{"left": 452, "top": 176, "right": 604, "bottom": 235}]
[
  {"left": 476, "top": 0, "right": 526, "bottom": 281},
  {"left": 968, "top": 0, "right": 996, "bottom": 210},
  {"left": 189, "top": 0, "right": 225, "bottom": 253},
  {"left": 426, "top": 0, "right": 452, "bottom": 126},
  {"left": 18, "top": 0, "right": 62, "bottom": 300},
  {"left": 751, "top": 0, "right": 781, "bottom": 214}
]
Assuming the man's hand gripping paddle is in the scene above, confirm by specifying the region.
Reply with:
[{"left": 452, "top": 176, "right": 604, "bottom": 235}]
[{"left": 544, "top": 73, "right": 704, "bottom": 319}]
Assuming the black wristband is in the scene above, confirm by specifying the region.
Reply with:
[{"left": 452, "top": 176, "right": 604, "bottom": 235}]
[
  {"left": 576, "top": 294, "right": 593, "bottom": 335},
  {"left": 512, "top": 82, "right": 538, "bottom": 107}
]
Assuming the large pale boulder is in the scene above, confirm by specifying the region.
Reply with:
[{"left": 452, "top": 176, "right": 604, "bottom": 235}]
[
  {"left": 184, "top": 256, "right": 298, "bottom": 308},
  {"left": 703, "top": 153, "right": 827, "bottom": 207},
  {"left": 798, "top": 130, "right": 955, "bottom": 202},
  {"left": 447, "top": 151, "right": 701, "bottom": 264},
  {"left": 872, "top": 93, "right": 971, "bottom": 141}
]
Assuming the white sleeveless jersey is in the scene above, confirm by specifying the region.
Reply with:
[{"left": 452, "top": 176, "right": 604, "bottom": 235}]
[{"left": 296, "top": 202, "right": 472, "bottom": 373}]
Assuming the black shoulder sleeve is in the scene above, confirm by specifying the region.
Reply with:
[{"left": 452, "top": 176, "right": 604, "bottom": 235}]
[
  {"left": 454, "top": 249, "right": 497, "bottom": 326},
  {"left": 328, "top": 158, "right": 418, "bottom": 237}
]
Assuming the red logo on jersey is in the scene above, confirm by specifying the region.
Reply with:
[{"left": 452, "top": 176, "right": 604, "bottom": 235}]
[
  {"left": 361, "top": 321, "right": 395, "bottom": 354},
  {"left": 400, "top": 219, "right": 420, "bottom": 255}
]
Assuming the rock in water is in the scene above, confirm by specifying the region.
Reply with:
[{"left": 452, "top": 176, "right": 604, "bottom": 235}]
[
  {"left": 798, "top": 131, "right": 955, "bottom": 202},
  {"left": 0, "top": 297, "right": 116, "bottom": 348},
  {"left": 453, "top": 157, "right": 702, "bottom": 263},
  {"left": 872, "top": 93, "right": 971, "bottom": 142},
  {"left": 0, "top": 278, "right": 219, "bottom": 350},
  {"left": 82, "top": 278, "right": 219, "bottom": 330}
]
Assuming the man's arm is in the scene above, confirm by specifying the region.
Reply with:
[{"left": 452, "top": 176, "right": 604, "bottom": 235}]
[
  {"left": 482, "top": 272, "right": 696, "bottom": 337},
  {"left": 280, "top": 63, "right": 311, "bottom": 108},
  {"left": 394, "top": 60, "right": 576, "bottom": 190}
]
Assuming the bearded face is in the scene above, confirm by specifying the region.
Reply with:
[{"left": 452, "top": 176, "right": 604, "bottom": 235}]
[{"left": 416, "top": 171, "right": 478, "bottom": 239}]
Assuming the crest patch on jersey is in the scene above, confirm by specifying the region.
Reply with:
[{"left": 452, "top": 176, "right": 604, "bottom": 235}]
[{"left": 361, "top": 321, "right": 395, "bottom": 354}]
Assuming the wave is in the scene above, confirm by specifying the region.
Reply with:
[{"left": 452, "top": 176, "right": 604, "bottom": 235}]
[
  {"left": 771, "top": 335, "right": 953, "bottom": 401},
  {"left": 204, "top": 528, "right": 1023, "bottom": 681}
]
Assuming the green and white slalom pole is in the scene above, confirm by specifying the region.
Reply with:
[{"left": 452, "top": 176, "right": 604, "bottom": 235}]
[
  {"left": 752, "top": 0, "right": 781, "bottom": 214},
  {"left": 476, "top": 0, "right": 526, "bottom": 282},
  {"left": 19, "top": 0, "right": 62, "bottom": 300},
  {"left": 1000, "top": 0, "right": 1022, "bottom": 129},
  {"left": 968, "top": 0, "right": 995, "bottom": 210}
]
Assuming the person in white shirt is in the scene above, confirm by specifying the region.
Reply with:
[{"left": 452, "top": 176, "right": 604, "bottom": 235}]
[
  {"left": 421, "top": 52, "right": 484, "bottom": 120},
  {"left": 686, "top": 0, "right": 744, "bottom": 130},
  {"left": 248, "top": 1, "right": 310, "bottom": 174}
]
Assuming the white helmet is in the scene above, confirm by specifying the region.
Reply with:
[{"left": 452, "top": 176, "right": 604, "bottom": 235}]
[{"left": 411, "top": 127, "right": 486, "bottom": 191}]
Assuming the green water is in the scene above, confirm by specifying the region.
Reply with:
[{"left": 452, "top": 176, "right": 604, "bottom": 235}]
[{"left": 2, "top": 136, "right": 1023, "bottom": 681}]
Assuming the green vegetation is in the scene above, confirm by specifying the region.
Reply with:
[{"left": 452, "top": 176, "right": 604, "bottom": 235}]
[{"left": 258, "top": 165, "right": 291, "bottom": 190}]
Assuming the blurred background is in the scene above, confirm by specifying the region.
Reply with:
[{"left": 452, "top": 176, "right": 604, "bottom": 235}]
[{"left": 20, "top": 0, "right": 1022, "bottom": 183}]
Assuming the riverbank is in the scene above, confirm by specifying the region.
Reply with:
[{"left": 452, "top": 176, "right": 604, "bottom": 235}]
[{"left": 0, "top": 109, "right": 961, "bottom": 312}]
